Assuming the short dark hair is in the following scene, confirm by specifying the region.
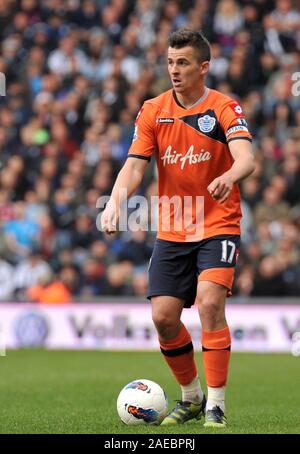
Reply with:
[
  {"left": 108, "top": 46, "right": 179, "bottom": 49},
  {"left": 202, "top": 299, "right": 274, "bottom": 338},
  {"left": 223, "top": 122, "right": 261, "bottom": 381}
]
[{"left": 168, "top": 29, "right": 211, "bottom": 62}]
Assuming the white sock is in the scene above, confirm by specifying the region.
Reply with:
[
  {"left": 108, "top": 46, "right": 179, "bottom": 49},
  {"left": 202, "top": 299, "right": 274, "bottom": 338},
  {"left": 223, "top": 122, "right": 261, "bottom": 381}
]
[
  {"left": 180, "top": 376, "right": 204, "bottom": 405},
  {"left": 206, "top": 386, "right": 225, "bottom": 412}
]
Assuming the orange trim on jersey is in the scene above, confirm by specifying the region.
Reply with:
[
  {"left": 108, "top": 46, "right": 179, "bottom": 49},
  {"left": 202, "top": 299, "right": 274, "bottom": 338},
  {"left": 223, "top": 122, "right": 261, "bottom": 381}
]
[{"left": 198, "top": 267, "right": 235, "bottom": 296}]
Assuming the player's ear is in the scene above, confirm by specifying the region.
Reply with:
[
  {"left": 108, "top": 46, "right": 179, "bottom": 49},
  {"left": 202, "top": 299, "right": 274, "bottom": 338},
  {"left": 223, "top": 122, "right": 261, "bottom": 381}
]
[{"left": 200, "top": 61, "right": 210, "bottom": 75}]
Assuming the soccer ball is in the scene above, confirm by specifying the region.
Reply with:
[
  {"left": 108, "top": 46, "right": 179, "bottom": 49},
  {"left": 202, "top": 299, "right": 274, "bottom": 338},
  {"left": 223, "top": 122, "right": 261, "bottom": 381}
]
[{"left": 117, "top": 379, "right": 168, "bottom": 425}]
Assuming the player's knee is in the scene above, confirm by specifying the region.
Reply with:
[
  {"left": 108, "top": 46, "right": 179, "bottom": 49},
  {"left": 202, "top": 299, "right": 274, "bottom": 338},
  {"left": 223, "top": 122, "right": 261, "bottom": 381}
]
[
  {"left": 198, "top": 296, "right": 223, "bottom": 320},
  {"left": 152, "top": 311, "right": 172, "bottom": 331},
  {"left": 199, "top": 302, "right": 225, "bottom": 330},
  {"left": 152, "top": 312, "right": 178, "bottom": 339}
]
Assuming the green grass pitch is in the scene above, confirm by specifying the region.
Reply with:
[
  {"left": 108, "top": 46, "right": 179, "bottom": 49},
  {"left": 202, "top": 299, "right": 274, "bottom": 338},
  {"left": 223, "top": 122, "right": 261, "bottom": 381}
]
[{"left": 0, "top": 350, "right": 299, "bottom": 434}]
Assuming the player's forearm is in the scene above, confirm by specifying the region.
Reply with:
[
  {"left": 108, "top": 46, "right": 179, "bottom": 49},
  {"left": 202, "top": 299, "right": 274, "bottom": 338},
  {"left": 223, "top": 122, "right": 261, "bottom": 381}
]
[
  {"left": 101, "top": 158, "right": 148, "bottom": 233},
  {"left": 225, "top": 154, "right": 255, "bottom": 184},
  {"left": 109, "top": 162, "right": 144, "bottom": 208}
]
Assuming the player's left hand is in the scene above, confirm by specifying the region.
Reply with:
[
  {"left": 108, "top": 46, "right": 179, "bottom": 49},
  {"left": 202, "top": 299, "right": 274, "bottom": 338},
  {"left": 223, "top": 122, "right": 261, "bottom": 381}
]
[{"left": 207, "top": 174, "right": 234, "bottom": 203}]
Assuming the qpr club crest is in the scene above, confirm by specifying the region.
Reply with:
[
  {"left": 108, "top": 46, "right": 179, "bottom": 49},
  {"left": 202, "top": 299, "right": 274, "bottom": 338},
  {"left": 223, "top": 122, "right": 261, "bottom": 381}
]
[{"left": 198, "top": 115, "right": 216, "bottom": 133}]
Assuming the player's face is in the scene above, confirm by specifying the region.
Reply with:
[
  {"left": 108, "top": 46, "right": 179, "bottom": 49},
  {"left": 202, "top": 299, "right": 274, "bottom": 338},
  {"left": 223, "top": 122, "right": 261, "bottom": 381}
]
[{"left": 167, "top": 46, "right": 209, "bottom": 94}]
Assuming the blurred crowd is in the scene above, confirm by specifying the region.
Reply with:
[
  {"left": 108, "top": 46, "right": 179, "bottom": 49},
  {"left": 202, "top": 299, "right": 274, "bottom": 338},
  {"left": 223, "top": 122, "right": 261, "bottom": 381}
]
[{"left": 0, "top": 0, "right": 300, "bottom": 302}]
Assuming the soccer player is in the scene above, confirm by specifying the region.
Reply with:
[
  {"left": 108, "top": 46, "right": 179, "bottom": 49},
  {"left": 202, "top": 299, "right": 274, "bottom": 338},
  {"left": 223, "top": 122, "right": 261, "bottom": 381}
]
[{"left": 101, "top": 29, "right": 255, "bottom": 427}]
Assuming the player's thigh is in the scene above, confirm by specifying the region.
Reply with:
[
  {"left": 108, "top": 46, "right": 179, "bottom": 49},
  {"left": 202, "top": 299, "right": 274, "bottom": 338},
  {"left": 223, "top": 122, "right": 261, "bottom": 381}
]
[{"left": 148, "top": 239, "right": 198, "bottom": 308}]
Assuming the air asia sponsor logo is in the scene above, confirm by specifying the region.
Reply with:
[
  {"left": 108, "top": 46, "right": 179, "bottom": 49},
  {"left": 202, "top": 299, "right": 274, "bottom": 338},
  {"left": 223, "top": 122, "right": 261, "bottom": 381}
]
[
  {"left": 161, "top": 145, "right": 211, "bottom": 170},
  {"left": 157, "top": 118, "right": 174, "bottom": 124},
  {"left": 226, "top": 125, "right": 249, "bottom": 138}
]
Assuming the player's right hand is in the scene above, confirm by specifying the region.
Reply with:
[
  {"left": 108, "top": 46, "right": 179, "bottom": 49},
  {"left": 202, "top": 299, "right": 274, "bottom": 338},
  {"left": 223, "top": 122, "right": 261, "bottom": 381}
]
[
  {"left": 207, "top": 173, "right": 234, "bottom": 203},
  {"left": 101, "top": 201, "right": 118, "bottom": 235}
]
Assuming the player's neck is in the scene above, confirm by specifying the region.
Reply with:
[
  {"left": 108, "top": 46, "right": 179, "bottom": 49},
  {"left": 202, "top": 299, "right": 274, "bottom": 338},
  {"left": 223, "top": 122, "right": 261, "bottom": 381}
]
[{"left": 175, "top": 85, "right": 207, "bottom": 109}]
